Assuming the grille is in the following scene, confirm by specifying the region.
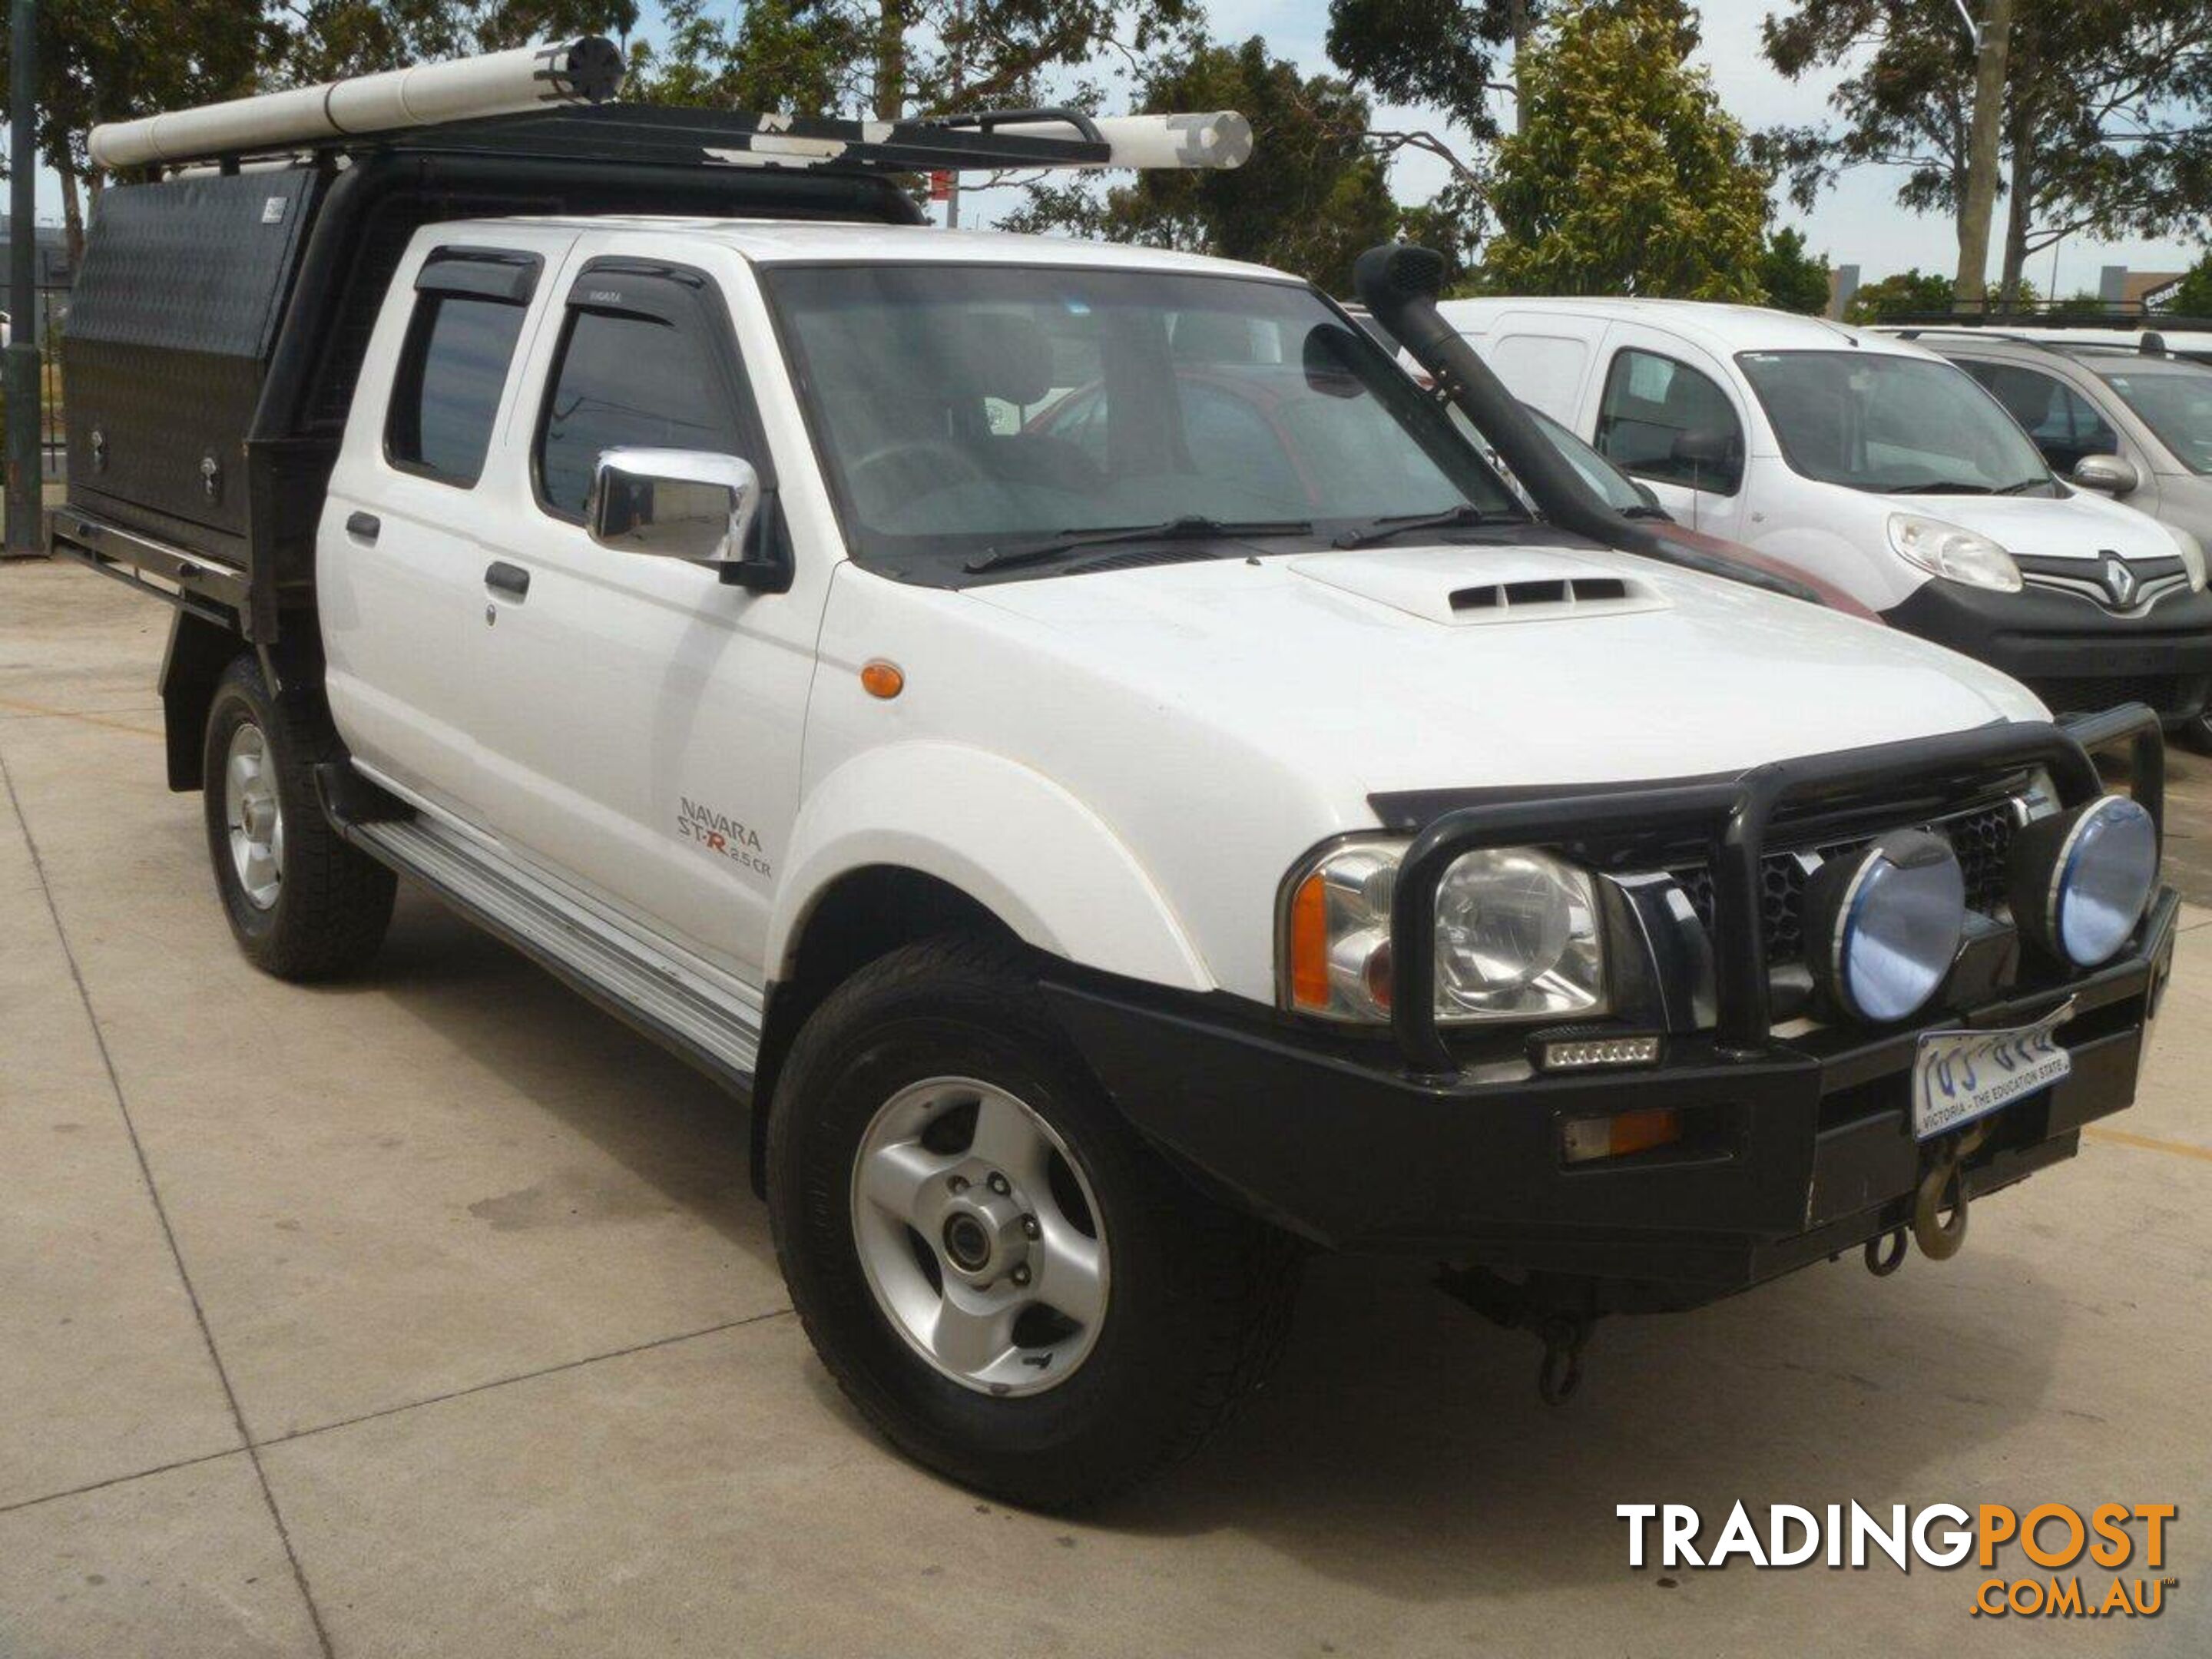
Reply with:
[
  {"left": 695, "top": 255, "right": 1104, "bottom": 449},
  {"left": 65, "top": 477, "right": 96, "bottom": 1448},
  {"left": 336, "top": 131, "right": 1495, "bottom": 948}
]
[
  {"left": 2024, "top": 674, "right": 2199, "bottom": 719},
  {"left": 1673, "top": 801, "right": 2018, "bottom": 965}
]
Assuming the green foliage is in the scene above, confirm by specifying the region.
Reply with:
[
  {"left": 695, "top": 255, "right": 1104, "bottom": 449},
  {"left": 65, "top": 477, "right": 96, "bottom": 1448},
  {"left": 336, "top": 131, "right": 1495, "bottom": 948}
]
[
  {"left": 1004, "top": 37, "right": 1407, "bottom": 296},
  {"left": 270, "top": 2, "right": 641, "bottom": 84},
  {"left": 637, "top": 0, "right": 866, "bottom": 114},
  {"left": 0, "top": 1, "right": 268, "bottom": 174},
  {"left": 2167, "top": 254, "right": 2212, "bottom": 318},
  {"left": 1761, "top": 0, "right": 2212, "bottom": 296},
  {"left": 1842, "top": 269, "right": 1954, "bottom": 323},
  {"left": 1839, "top": 267, "right": 2049, "bottom": 321},
  {"left": 630, "top": 0, "right": 1198, "bottom": 121},
  {"left": 2047, "top": 291, "right": 2111, "bottom": 316},
  {"left": 1757, "top": 226, "right": 1832, "bottom": 314},
  {"left": 1477, "top": 0, "right": 1769, "bottom": 300},
  {"left": 1324, "top": 0, "right": 1535, "bottom": 135}
]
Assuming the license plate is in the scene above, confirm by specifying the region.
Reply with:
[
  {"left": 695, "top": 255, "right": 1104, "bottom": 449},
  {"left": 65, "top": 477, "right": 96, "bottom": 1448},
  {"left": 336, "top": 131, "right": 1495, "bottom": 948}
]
[{"left": 1911, "top": 1000, "right": 2075, "bottom": 1141}]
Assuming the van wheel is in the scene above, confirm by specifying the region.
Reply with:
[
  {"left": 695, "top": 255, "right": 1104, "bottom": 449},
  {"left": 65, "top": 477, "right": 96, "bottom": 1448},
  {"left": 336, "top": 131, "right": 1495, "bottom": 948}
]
[
  {"left": 767, "top": 935, "right": 1300, "bottom": 1510},
  {"left": 2177, "top": 707, "right": 2212, "bottom": 757},
  {"left": 202, "top": 655, "right": 395, "bottom": 980}
]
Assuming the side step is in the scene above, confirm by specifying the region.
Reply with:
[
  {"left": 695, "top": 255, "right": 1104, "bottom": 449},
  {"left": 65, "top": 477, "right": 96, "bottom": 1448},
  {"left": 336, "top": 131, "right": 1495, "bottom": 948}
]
[{"left": 346, "top": 816, "right": 762, "bottom": 1094}]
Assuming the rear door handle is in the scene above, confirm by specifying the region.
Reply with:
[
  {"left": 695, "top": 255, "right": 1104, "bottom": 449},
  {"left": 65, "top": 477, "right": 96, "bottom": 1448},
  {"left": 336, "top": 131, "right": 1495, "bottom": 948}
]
[
  {"left": 345, "top": 512, "right": 380, "bottom": 543},
  {"left": 485, "top": 561, "right": 531, "bottom": 600}
]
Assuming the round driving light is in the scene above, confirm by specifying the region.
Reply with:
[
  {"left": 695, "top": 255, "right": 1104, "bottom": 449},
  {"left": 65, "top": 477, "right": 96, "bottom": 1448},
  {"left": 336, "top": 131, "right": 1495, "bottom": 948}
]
[
  {"left": 2008, "top": 795, "right": 2157, "bottom": 968},
  {"left": 1804, "top": 830, "right": 1967, "bottom": 1025}
]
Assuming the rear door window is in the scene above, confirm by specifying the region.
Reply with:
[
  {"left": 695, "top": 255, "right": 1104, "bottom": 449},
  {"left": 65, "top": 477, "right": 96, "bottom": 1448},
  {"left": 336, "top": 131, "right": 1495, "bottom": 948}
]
[
  {"left": 386, "top": 294, "right": 530, "bottom": 486},
  {"left": 1596, "top": 346, "right": 1743, "bottom": 494}
]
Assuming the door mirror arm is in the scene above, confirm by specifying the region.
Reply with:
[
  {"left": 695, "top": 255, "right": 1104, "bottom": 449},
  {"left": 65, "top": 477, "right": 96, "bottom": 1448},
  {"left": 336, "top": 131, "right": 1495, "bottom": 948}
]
[{"left": 720, "top": 488, "right": 793, "bottom": 593}]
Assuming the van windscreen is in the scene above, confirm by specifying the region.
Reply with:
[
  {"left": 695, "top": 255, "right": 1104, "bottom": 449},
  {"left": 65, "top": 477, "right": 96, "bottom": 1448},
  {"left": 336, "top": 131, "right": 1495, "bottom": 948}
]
[{"left": 1737, "top": 350, "right": 2056, "bottom": 498}]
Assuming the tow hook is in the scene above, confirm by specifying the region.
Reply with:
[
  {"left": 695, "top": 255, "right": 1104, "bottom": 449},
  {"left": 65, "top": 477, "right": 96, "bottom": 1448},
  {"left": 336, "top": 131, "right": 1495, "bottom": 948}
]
[
  {"left": 1863, "top": 1226, "right": 1909, "bottom": 1277},
  {"left": 1435, "top": 1267, "right": 1598, "bottom": 1406},
  {"left": 1912, "top": 1148, "right": 1970, "bottom": 1260},
  {"left": 1879, "top": 1124, "right": 1988, "bottom": 1268}
]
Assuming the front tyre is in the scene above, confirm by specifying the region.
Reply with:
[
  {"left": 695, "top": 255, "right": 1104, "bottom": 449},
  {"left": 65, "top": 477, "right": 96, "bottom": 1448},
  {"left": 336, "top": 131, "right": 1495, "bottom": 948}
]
[
  {"left": 202, "top": 655, "right": 396, "bottom": 980},
  {"left": 2177, "top": 705, "right": 2212, "bottom": 757},
  {"left": 767, "top": 936, "right": 1300, "bottom": 1510}
]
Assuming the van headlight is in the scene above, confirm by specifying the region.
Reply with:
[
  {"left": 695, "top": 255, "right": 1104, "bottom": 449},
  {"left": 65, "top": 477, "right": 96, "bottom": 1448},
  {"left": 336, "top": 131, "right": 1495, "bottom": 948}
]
[
  {"left": 1888, "top": 512, "right": 2022, "bottom": 592},
  {"left": 1283, "top": 840, "right": 1607, "bottom": 1024}
]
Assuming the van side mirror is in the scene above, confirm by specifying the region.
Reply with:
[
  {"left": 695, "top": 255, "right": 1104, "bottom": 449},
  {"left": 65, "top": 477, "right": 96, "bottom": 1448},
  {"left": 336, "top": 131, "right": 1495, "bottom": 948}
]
[
  {"left": 588, "top": 449, "right": 790, "bottom": 592},
  {"left": 2071, "top": 453, "right": 2140, "bottom": 496},
  {"left": 1670, "top": 426, "right": 1740, "bottom": 492},
  {"left": 1671, "top": 426, "right": 1734, "bottom": 467}
]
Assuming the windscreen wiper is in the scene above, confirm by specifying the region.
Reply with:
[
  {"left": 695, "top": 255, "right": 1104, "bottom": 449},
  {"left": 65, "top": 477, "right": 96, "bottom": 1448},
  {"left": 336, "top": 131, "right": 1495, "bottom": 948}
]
[
  {"left": 965, "top": 515, "right": 1313, "bottom": 575},
  {"left": 1885, "top": 480, "right": 1995, "bottom": 495},
  {"left": 1330, "top": 502, "right": 1512, "bottom": 550},
  {"left": 1997, "top": 475, "right": 2051, "bottom": 495}
]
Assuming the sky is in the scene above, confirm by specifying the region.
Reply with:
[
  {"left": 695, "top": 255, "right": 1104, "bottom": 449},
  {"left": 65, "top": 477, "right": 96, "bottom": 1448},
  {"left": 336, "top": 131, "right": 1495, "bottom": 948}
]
[{"left": 13, "top": 0, "right": 2200, "bottom": 291}]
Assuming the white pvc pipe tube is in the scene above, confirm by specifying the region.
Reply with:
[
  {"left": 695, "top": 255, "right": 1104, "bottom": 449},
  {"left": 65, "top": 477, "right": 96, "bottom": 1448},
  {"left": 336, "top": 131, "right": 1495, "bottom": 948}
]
[
  {"left": 993, "top": 112, "right": 1253, "bottom": 171},
  {"left": 89, "top": 38, "right": 624, "bottom": 171}
]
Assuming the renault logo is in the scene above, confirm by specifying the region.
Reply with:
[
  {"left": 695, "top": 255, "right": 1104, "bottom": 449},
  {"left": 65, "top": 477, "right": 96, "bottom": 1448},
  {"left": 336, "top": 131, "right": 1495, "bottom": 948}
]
[{"left": 2100, "top": 554, "right": 2139, "bottom": 609}]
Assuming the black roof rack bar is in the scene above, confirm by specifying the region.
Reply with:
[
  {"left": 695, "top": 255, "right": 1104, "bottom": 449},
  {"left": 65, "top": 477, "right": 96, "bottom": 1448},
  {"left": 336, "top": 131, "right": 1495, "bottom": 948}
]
[
  {"left": 1886, "top": 310, "right": 2212, "bottom": 333},
  {"left": 195, "top": 101, "right": 1117, "bottom": 177}
]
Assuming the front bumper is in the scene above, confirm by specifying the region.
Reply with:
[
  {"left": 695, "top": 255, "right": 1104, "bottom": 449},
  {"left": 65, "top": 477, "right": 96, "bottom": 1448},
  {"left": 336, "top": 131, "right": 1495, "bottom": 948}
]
[
  {"left": 1883, "top": 578, "right": 2212, "bottom": 723},
  {"left": 1047, "top": 708, "right": 2177, "bottom": 1307}
]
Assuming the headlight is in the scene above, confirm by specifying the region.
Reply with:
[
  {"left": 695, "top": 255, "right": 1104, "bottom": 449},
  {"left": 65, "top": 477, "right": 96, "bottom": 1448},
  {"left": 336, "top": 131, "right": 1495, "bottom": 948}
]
[
  {"left": 2171, "top": 526, "right": 2207, "bottom": 591},
  {"left": 1803, "top": 830, "right": 1966, "bottom": 1024},
  {"left": 1283, "top": 840, "right": 1607, "bottom": 1024},
  {"left": 1888, "top": 513, "right": 2022, "bottom": 593},
  {"left": 2008, "top": 794, "right": 2158, "bottom": 967}
]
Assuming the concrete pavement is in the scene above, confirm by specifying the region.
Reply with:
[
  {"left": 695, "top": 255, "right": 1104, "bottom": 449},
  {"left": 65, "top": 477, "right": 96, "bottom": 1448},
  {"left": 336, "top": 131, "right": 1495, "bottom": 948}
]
[{"left": 3, "top": 558, "right": 2209, "bottom": 1657}]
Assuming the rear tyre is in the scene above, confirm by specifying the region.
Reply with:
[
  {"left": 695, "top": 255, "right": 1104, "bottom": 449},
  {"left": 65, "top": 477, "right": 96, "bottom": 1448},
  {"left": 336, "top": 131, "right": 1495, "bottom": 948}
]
[
  {"left": 767, "top": 935, "right": 1301, "bottom": 1510},
  {"left": 201, "top": 655, "right": 395, "bottom": 980}
]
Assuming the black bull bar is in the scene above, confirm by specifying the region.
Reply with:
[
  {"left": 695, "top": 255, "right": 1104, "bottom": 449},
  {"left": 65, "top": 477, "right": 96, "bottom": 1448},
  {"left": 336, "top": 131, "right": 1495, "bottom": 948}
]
[{"left": 1388, "top": 705, "right": 2166, "bottom": 1074}]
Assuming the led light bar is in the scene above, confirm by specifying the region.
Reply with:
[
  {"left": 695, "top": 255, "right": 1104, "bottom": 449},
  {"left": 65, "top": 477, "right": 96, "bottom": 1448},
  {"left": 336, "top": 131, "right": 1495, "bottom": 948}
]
[
  {"left": 88, "top": 38, "right": 626, "bottom": 170},
  {"left": 1537, "top": 1035, "right": 1662, "bottom": 1071}
]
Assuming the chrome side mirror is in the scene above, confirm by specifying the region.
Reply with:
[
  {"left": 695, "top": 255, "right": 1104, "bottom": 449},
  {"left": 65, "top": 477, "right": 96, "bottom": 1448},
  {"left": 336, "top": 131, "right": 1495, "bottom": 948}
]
[
  {"left": 588, "top": 448, "right": 771, "bottom": 577},
  {"left": 2072, "top": 453, "right": 2141, "bottom": 496}
]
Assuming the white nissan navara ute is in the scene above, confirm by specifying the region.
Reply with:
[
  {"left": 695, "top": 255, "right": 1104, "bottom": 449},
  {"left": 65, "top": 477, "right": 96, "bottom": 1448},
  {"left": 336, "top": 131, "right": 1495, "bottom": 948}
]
[{"left": 55, "top": 64, "right": 2179, "bottom": 1508}]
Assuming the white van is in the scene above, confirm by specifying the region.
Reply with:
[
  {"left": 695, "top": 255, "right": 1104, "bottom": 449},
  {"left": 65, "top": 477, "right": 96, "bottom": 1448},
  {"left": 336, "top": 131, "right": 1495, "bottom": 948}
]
[{"left": 1439, "top": 298, "right": 2212, "bottom": 730}]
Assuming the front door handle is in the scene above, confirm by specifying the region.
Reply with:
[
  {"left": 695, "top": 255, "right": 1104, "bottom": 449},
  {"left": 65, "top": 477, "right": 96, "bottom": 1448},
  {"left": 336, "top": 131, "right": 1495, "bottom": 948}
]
[
  {"left": 345, "top": 512, "right": 380, "bottom": 543},
  {"left": 485, "top": 561, "right": 531, "bottom": 601}
]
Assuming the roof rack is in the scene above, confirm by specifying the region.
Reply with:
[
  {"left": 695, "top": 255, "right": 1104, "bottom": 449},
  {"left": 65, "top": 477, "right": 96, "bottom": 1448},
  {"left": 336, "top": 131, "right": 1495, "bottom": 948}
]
[
  {"left": 1886, "top": 324, "right": 2201, "bottom": 366},
  {"left": 1889, "top": 324, "right": 2050, "bottom": 347},
  {"left": 365, "top": 103, "right": 1129, "bottom": 175},
  {"left": 1886, "top": 310, "right": 2212, "bottom": 334},
  {"left": 88, "top": 36, "right": 1250, "bottom": 180}
]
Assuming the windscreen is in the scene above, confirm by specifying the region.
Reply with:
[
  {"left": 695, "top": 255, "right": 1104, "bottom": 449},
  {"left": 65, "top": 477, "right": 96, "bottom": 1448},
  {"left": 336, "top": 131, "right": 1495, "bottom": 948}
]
[
  {"left": 2098, "top": 363, "right": 2212, "bottom": 475},
  {"left": 1737, "top": 349, "right": 2056, "bottom": 496},
  {"left": 763, "top": 263, "right": 1515, "bottom": 578},
  {"left": 1532, "top": 407, "right": 1650, "bottom": 512}
]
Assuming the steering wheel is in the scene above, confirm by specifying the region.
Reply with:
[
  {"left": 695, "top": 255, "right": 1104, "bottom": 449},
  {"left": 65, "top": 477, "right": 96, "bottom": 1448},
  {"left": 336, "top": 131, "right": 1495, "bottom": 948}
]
[{"left": 846, "top": 438, "right": 988, "bottom": 508}]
